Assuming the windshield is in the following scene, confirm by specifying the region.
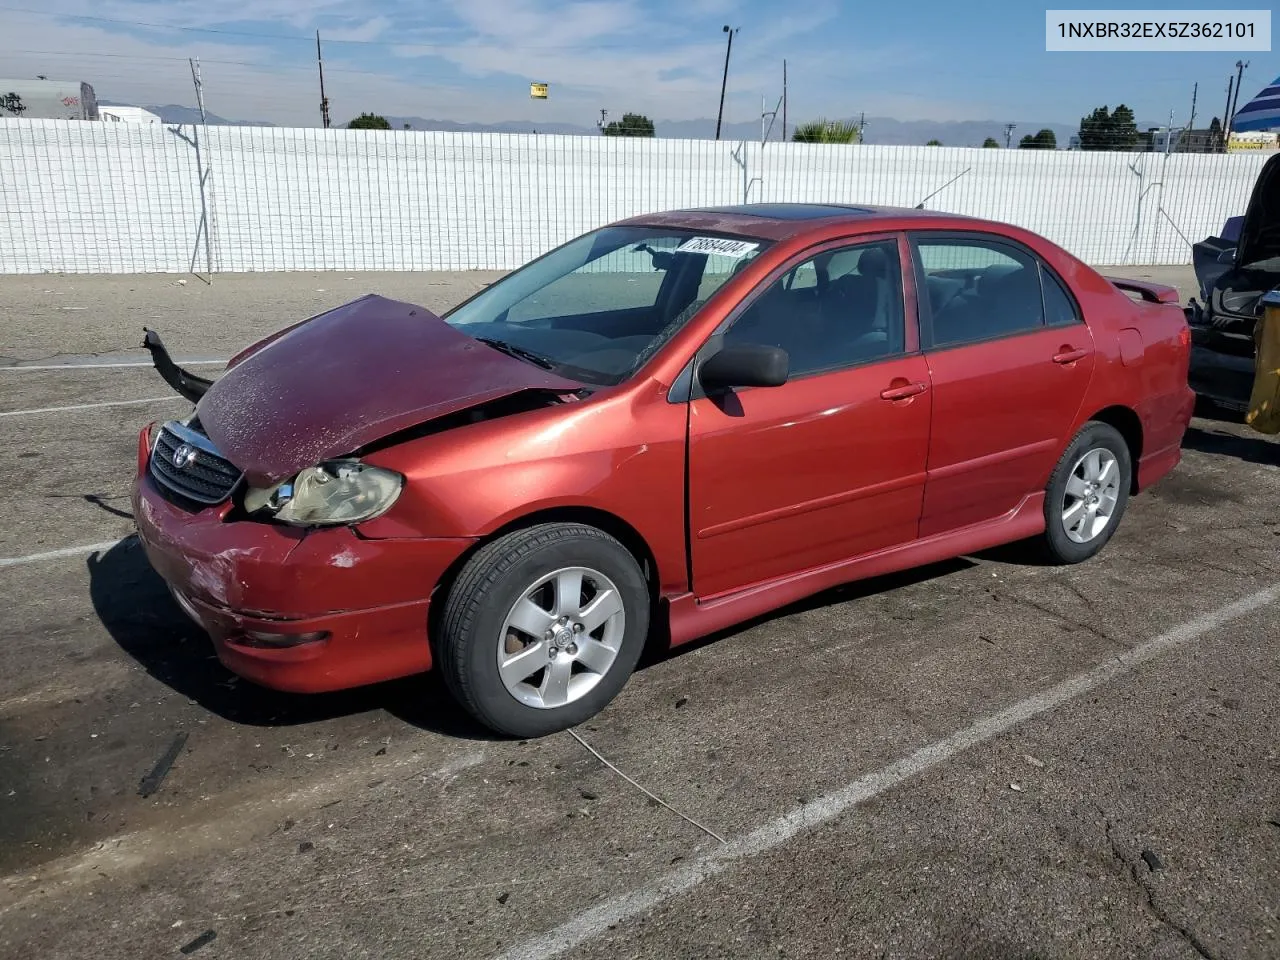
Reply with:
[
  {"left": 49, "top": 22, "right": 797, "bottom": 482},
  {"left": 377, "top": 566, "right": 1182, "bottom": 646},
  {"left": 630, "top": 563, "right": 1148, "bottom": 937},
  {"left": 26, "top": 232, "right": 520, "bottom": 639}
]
[{"left": 444, "top": 226, "right": 770, "bottom": 385}]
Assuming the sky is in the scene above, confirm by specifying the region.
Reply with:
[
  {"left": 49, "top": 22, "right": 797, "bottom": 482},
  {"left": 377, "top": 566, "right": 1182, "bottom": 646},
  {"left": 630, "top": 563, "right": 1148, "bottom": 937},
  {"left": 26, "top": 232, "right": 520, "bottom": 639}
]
[{"left": 0, "top": 0, "right": 1274, "bottom": 129}]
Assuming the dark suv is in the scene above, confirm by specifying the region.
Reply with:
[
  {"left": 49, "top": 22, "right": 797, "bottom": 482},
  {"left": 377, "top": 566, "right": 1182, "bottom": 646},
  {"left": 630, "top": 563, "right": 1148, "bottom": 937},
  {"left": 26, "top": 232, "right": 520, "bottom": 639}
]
[{"left": 1187, "top": 153, "right": 1280, "bottom": 412}]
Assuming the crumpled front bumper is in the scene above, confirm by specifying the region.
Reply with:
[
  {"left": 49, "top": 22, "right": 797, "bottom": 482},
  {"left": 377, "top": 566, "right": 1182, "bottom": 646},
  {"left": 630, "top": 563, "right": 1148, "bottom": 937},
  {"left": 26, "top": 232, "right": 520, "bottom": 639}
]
[{"left": 131, "top": 427, "right": 476, "bottom": 693}]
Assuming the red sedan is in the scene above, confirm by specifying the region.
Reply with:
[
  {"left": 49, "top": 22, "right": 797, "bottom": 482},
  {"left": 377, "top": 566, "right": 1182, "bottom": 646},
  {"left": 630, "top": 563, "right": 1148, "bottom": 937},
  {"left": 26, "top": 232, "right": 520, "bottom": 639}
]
[{"left": 133, "top": 203, "right": 1194, "bottom": 737}]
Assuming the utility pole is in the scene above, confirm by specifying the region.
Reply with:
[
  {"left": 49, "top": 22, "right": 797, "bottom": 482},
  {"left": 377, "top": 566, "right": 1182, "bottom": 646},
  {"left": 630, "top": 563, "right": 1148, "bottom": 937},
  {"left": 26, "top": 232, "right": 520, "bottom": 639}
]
[
  {"left": 316, "top": 31, "right": 331, "bottom": 128},
  {"left": 858, "top": 112, "right": 866, "bottom": 143},
  {"left": 1188, "top": 81, "right": 1198, "bottom": 133},
  {"left": 188, "top": 57, "right": 207, "bottom": 124},
  {"left": 1221, "top": 75, "right": 1235, "bottom": 149},
  {"left": 1227, "top": 59, "right": 1249, "bottom": 134},
  {"left": 782, "top": 61, "right": 789, "bottom": 141},
  {"left": 715, "top": 25, "right": 738, "bottom": 140},
  {"left": 1164, "top": 108, "right": 1175, "bottom": 155},
  {"left": 188, "top": 57, "right": 214, "bottom": 278},
  {"left": 597, "top": 109, "right": 608, "bottom": 134},
  {"left": 761, "top": 93, "right": 783, "bottom": 146},
  {"left": 1003, "top": 122, "right": 1016, "bottom": 148}
]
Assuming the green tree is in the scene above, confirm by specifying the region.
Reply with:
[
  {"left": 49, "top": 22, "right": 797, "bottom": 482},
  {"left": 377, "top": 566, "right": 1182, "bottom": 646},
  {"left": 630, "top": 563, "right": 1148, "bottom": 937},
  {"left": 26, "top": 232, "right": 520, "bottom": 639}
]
[
  {"left": 792, "top": 118, "right": 861, "bottom": 143},
  {"left": 925, "top": 139, "right": 943, "bottom": 146},
  {"left": 1077, "top": 105, "right": 1139, "bottom": 150},
  {"left": 348, "top": 113, "right": 391, "bottom": 129},
  {"left": 982, "top": 137, "right": 1000, "bottom": 148},
  {"left": 1018, "top": 128, "right": 1057, "bottom": 149},
  {"left": 602, "top": 113, "right": 655, "bottom": 137}
]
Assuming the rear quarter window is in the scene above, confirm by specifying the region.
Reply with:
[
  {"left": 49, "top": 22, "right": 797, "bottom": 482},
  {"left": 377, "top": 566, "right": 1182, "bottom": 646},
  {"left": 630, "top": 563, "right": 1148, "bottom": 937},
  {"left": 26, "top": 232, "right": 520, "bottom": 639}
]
[{"left": 1041, "top": 267, "right": 1082, "bottom": 326}]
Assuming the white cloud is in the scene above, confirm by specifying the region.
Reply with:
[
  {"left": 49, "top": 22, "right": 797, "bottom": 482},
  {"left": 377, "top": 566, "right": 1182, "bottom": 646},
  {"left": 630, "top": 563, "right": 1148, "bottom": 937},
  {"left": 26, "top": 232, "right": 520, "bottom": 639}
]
[{"left": 0, "top": 0, "right": 999, "bottom": 127}]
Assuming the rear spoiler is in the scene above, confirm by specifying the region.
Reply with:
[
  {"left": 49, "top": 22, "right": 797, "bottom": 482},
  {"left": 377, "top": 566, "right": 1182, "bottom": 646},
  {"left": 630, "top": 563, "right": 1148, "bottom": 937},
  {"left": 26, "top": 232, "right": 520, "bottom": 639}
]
[
  {"left": 141, "top": 328, "right": 213, "bottom": 403},
  {"left": 1103, "top": 276, "right": 1181, "bottom": 305}
]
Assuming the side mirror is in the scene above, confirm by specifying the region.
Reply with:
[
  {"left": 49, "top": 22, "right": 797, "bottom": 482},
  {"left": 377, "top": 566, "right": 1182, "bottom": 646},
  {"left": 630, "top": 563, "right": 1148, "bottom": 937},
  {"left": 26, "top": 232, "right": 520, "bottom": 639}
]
[
  {"left": 1217, "top": 248, "right": 1237, "bottom": 265},
  {"left": 699, "top": 343, "right": 789, "bottom": 392}
]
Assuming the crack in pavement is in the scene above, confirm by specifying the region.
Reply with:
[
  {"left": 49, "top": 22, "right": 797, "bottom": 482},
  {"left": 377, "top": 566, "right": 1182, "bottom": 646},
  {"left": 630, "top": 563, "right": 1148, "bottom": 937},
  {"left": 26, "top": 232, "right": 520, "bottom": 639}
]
[
  {"left": 998, "top": 590, "right": 1130, "bottom": 652},
  {"left": 1103, "top": 818, "right": 1218, "bottom": 960}
]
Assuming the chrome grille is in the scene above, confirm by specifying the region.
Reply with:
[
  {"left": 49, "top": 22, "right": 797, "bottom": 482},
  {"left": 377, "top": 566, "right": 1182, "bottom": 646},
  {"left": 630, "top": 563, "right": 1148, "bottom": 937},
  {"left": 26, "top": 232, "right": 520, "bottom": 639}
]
[{"left": 149, "top": 420, "right": 243, "bottom": 506}]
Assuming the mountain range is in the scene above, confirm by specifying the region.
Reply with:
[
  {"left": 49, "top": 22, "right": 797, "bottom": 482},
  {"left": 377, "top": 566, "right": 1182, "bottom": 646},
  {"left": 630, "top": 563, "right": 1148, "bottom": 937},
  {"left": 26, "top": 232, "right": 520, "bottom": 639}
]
[{"left": 129, "top": 103, "right": 1163, "bottom": 148}]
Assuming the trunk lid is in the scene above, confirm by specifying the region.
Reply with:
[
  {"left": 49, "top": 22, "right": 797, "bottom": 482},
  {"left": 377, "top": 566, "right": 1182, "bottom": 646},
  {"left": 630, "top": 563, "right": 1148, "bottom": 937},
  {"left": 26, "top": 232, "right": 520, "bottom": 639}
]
[{"left": 194, "top": 294, "right": 582, "bottom": 486}]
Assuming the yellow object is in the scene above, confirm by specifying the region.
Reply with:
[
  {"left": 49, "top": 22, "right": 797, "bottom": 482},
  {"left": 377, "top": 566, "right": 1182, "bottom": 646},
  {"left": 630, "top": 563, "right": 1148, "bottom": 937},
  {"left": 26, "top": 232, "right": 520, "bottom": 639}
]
[
  {"left": 1246, "top": 290, "right": 1280, "bottom": 433},
  {"left": 529, "top": 82, "right": 548, "bottom": 100},
  {"left": 1227, "top": 134, "right": 1280, "bottom": 152}
]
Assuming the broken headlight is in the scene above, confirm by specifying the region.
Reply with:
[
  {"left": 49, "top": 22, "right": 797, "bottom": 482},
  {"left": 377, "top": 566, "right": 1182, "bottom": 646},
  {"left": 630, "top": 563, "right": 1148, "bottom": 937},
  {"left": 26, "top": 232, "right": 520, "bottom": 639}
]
[{"left": 244, "top": 460, "right": 402, "bottom": 527}]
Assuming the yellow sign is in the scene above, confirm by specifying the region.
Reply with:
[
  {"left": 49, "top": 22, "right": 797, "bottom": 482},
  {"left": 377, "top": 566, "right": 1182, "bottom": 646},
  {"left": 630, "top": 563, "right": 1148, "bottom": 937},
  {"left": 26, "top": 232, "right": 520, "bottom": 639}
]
[
  {"left": 1228, "top": 134, "right": 1280, "bottom": 151},
  {"left": 530, "top": 82, "right": 548, "bottom": 100}
]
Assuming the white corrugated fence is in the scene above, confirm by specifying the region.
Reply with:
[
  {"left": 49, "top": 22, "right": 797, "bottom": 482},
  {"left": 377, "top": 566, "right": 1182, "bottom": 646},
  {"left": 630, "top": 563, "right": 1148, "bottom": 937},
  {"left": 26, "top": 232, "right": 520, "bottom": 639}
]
[{"left": 0, "top": 119, "right": 1268, "bottom": 274}]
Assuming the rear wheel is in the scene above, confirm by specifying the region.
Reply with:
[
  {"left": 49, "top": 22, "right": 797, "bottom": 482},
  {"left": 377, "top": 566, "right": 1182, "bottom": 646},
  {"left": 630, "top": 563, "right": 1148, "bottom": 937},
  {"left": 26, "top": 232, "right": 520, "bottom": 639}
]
[
  {"left": 1039, "top": 422, "right": 1132, "bottom": 564},
  {"left": 436, "top": 523, "right": 650, "bottom": 738}
]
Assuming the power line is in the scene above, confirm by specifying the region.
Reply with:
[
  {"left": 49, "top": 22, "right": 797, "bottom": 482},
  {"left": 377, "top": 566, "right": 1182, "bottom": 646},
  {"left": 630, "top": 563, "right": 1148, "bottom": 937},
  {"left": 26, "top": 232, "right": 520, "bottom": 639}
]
[{"left": 4, "top": 48, "right": 407, "bottom": 78}]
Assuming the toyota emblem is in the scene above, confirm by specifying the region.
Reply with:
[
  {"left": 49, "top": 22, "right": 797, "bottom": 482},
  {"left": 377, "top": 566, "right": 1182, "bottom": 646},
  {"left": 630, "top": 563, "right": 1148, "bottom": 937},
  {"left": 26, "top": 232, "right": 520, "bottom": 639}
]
[{"left": 172, "top": 443, "right": 197, "bottom": 469}]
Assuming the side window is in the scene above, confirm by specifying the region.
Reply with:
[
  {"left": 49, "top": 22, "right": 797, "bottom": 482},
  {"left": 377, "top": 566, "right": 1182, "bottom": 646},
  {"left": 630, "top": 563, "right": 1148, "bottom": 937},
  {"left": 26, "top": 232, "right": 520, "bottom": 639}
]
[
  {"left": 782, "top": 261, "right": 818, "bottom": 290},
  {"left": 915, "top": 238, "right": 1045, "bottom": 348},
  {"left": 723, "top": 239, "right": 905, "bottom": 378},
  {"left": 1041, "top": 265, "right": 1081, "bottom": 326}
]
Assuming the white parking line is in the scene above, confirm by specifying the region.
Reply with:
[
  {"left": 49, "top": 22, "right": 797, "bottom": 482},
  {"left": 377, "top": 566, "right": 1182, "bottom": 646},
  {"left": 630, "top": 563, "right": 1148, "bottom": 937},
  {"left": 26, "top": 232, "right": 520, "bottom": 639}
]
[
  {"left": 0, "top": 396, "right": 182, "bottom": 418},
  {"left": 0, "top": 537, "right": 134, "bottom": 569},
  {"left": 0, "top": 360, "right": 225, "bottom": 371},
  {"left": 494, "top": 581, "right": 1280, "bottom": 960}
]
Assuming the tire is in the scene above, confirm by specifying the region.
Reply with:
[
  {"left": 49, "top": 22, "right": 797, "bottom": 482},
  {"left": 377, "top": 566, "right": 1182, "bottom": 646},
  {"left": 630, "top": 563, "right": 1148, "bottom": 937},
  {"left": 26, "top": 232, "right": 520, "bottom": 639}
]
[
  {"left": 436, "top": 523, "right": 650, "bottom": 738},
  {"left": 1039, "top": 421, "right": 1132, "bottom": 565}
]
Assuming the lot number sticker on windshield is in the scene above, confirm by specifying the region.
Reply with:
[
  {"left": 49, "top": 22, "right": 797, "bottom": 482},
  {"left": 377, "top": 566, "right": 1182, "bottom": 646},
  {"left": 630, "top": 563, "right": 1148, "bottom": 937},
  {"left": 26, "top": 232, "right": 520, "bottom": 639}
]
[{"left": 674, "top": 236, "right": 760, "bottom": 259}]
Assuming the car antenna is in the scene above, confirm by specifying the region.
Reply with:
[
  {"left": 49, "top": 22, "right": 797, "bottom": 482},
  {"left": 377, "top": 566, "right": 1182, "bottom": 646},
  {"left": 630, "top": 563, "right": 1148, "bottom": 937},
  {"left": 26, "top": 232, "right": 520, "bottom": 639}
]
[{"left": 914, "top": 167, "right": 972, "bottom": 209}]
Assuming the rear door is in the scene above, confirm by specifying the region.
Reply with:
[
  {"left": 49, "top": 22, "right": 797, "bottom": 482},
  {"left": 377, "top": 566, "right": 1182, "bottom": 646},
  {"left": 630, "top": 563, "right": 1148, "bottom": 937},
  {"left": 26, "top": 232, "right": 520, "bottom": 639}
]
[
  {"left": 686, "top": 234, "right": 933, "bottom": 598},
  {"left": 910, "top": 232, "right": 1096, "bottom": 538}
]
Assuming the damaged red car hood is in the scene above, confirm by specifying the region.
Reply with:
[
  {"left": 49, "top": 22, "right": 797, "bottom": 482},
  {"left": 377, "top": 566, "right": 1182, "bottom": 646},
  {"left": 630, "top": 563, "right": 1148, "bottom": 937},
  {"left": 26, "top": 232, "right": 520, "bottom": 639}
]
[{"left": 195, "top": 294, "right": 581, "bottom": 486}]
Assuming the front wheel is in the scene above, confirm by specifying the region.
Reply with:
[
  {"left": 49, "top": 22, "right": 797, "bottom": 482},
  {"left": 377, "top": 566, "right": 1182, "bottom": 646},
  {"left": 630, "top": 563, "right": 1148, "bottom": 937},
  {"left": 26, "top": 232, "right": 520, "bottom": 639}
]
[
  {"left": 1039, "top": 421, "right": 1132, "bottom": 565},
  {"left": 436, "top": 523, "right": 650, "bottom": 738}
]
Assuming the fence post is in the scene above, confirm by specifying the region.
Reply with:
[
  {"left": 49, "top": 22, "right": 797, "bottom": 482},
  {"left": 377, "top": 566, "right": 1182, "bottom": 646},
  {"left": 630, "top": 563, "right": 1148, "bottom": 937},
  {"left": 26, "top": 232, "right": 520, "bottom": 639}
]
[{"left": 200, "top": 122, "right": 216, "bottom": 276}]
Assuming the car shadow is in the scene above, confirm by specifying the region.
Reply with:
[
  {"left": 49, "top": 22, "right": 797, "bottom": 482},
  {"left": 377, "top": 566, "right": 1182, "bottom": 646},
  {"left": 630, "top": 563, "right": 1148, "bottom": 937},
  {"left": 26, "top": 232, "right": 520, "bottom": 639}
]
[
  {"left": 87, "top": 539, "right": 500, "bottom": 741},
  {"left": 1182, "top": 424, "right": 1280, "bottom": 467},
  {"left": 646, "top": 557, "right": 977, "bottom": 667},
  {"left": 1193, "top": 398, "right": 1246, "bottom": 425},
  {"left": 94, "top": 535, "right": 987, "bottom": 736}
]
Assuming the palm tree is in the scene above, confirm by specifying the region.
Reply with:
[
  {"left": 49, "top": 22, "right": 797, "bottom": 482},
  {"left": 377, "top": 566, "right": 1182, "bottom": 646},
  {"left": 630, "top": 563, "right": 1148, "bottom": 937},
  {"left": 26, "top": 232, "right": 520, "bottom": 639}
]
[{"left": 792, "top": 118, "right": 861, "bottom": 144}]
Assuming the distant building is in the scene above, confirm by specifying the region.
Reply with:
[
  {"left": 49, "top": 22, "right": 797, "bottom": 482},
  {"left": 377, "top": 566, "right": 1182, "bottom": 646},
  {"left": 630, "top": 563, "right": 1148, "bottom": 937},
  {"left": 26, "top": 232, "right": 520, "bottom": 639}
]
[
  {"left": 0, "top": 78, "right": 98, "bottom": 120},
  {"left": 1137, "top": 126, "right": 1223, "bottom": 153},
  {"left": 100, "top": 105, "right": 161, "bottom": 124}
]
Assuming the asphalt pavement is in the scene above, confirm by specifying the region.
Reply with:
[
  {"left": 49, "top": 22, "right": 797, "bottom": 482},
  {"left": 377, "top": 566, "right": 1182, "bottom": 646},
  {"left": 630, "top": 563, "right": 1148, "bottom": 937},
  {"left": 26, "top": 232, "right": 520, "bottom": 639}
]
[{"left": 2, "top": 265, "right": 1277, "bottom": 960}]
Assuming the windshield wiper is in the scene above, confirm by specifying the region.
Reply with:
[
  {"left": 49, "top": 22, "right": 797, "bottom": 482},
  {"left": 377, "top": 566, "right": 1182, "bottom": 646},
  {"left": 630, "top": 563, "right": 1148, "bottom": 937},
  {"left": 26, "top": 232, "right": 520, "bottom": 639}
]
[{"left": 474, "top": 337, "right": 557, "bottom": 370}]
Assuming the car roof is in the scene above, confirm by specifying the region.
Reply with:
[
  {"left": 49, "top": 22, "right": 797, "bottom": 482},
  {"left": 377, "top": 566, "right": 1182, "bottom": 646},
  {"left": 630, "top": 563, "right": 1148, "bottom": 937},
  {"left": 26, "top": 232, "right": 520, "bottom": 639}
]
[{"left": 615, "top": 202, "right": 984, "bottom": 240}]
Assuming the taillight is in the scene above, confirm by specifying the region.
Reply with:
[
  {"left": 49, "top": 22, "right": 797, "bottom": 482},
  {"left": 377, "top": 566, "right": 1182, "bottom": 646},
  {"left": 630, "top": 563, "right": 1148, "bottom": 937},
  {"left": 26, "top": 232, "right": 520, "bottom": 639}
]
[{"left": 1178, "top": 325, "right": 1191, "bottom": 350}]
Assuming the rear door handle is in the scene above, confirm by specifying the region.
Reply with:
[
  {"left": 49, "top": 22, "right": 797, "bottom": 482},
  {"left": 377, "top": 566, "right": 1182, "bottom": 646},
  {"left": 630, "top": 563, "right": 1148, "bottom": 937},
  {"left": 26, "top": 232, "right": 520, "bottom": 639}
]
[
  {"left": 1052, "top": 348, "right": 1089, "bottom": 365},
  {"left": 880, "top": 381, "right": 928, "bottom": 401}
]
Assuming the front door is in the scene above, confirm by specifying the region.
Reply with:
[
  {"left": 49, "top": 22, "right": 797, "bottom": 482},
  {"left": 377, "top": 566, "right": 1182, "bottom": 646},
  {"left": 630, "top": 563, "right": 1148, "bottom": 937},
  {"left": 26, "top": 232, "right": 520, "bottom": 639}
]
[
  {"left": 687, "top": 236, "right": 932, "bottom": 599},
  {"left": 909, "top": 232, "right": 1096, "bottom": 537}
]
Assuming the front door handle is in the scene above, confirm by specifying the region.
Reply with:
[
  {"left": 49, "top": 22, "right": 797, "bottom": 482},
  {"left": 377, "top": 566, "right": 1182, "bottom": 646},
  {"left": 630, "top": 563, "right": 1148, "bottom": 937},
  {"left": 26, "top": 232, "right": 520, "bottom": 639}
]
[
  {"left": 880, "top": 380, "right": 928, "bottom": 401},
  {"left": 1052, "top": 348, "right": 1089, "bottom": 365}
]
